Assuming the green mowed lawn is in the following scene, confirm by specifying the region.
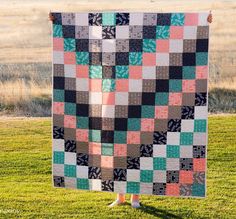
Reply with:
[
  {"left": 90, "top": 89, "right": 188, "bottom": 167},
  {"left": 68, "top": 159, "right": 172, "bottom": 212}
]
[{"left": 0, "top": 115, "right": 235, "bottom": 218}]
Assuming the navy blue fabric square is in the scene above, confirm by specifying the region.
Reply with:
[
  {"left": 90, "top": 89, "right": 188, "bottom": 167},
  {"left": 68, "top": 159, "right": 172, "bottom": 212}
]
[{"left": 62, "top": 25, "right": 75, "bottom": 38}]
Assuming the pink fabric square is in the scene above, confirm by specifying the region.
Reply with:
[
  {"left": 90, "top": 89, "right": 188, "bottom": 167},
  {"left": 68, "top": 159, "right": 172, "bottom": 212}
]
[
  {"left": 155, "top": 106, "right": 168, "bottom": 119},
  {"left": 193, "top": 158, "right": 206, "bottom": 171},
  {"left": 90, "top": 79, "right": 102, "bottom": 91},
  {"left": 64, "top": 115, "right": 76, "bottom": 128},
  {"left": 53, "top": 102, "right": 64, "bottom": 114},
  {"left": 182, "top": 80, "right": 196, "bottom": 93},
  {"left": 169, "top": 93, "right": 182, "bottom": 106},
  {"left": 156, "top": 40, "right": 169, "bottom": 53},
  {"left": 101, "top": 156, "right": 113, "bottom": 168},
  {"left": 166, "top": 184, "right": 180, "bottom": 196},
  {"left": 76, "top": 129, "right": 88, "bottom": 142},
  {"left": 127, "top": 131, "right": 140, "bottom": 144},
  {"left": 76, "top": 65, "right": 89, "bottom": 78},
  {"left": 141, "top": 119, "right": 154, "bottom": 131},
  {"left": 129, "top": 66, "right": 142, "bottom": 79},
  {"left": 116, "top": 79, "right": 129, "bottom": 91},
  {"left": 64, "top": 52, "right": 76, "bottom": 64},
  {"left": 103, "top": 92, "right": 115, "bottom": 105},
  {"left": 170, "top": 26, "right": 184, "bottom": 39},
  {"left": 179, "top": 170, "right": 193, "bottom": 184},
  {"left": 196, "top": 66, "right": 208, "bottom": 79},
  {"left": 114, "top": 144, "right": 127, "bottom": 156},
  {"left": 53, "top": 38, "right": 64, "bottom": 51},
  {"left": 89, "top": 142, "right": 101, "bottom": 155},
  {"left": 184, "top": 13, "right": 199, "bottom": 26},
  {"left": 143, "top": 53, "right": 156, "bottom": 66}
]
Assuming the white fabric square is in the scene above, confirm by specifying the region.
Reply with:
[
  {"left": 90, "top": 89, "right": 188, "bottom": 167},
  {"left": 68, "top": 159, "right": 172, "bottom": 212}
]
[
  {"left": 89, "top": 92, "right": 102, "bottom": 104},
  {"left": 194, "top": 106, "right": 208, "bottom": 119},
  {"left": 90, "top": 179, "right": 101, "bottom": 191},
  {"left": 184, "top": 26, "right": 197, "bottom": 39},
  {"left": 193, "top": 133, "right": 207, "bottom": 145},
  {"left": 169, "top": 40, "right": 183, "bottom": 53},
  {"left": 114, "top": 181, "right": 127, "bottom": 193},
  {"left": 116, "top": 26, "right": 129, "bottom": 39},
  {"left": 64, "top": 152, "right": 76, "bottom": 165},
  {"left": 198, "top": 13, "right": 208, "bottom": 26},
  {"left": 102, "top": 105, "right": 115, "bottom": 118},
  {"left": 166, "top": 158, "right": 179, "bottom": 170},
  {"left": 115, "top": 92, "right": 128, "bottom": 105},
  {"left": 64, "top": 64, "right": 76, "bottom": 78},
  {"left": 142, "top": 66, "right": 156, "bottom": 79},
  {"left": 75, "top": 13, "right": 88, "bottom": 25},
  {"left": 53, "top": 139, "right": 64, "bottom": 151},
  {"left": 129, "top": 79, "right": 142, "bottom": 92},
  {"left": 167, "top": 132, "right": 180, "bottom": 145},
  {"left": 53, "top": 51, "right": 64, "bottom": 64},
  {"left": 53, "top": 164, "right": 64, "bottom": 175},
  {"left": 102, "top": 39, "right": 116, "bottom": 52},
  {"left": 89, "top": 26, "right": 102, "bottom": 39},
  {"left": 127, "top": 169, "right": 140, "bottom": 182},
  {"left": 156, "top": 53, "right": 169, "bottom": 66},
  {"left": 180, "top": 146, "right": 193, "bottom": 158},
  {"left": 153, "top": 170, "right": 166, "bottom": 183},
  {"left": 181, "top": 119, "right": 194, "bottom": 132},
  {"left": 64, "top": 177, "right": 76, "bottom": 188},
  {"left": 129, "top": 13, "right": 144, "bottom": 25},
  {"left": 140, "top": 157, "right": 153, "bottom": 170},
  {"left": 153, "top": 144, "right": 166, "bottom": 157},
  {"left": 76, "top": 78, "right": 89, "bottom": 91},
  {"left": 76, "top": 166, "right": 88, "bottom": 178},
  {"left": 140, "top": 183, "right": 153, "bottom": 194}
]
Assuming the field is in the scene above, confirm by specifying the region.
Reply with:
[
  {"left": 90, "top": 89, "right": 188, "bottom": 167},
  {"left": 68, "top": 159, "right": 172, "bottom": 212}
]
[{"left": 0, "top": 115, "right": 235, "bottom": 218}]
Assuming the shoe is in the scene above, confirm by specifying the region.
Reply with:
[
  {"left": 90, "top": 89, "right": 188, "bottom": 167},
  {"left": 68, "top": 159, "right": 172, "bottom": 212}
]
[
  {"left": 131, "top": 201, "right": 141, "bottom": 208},
  {"left": 108, "top": 199, "right": 125, "bottom": 207}
]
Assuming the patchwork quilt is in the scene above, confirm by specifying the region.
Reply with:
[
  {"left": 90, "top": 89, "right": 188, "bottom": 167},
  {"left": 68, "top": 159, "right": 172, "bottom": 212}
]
[{"left": 52, "top": 12, "right": 209, "bottom": 197}]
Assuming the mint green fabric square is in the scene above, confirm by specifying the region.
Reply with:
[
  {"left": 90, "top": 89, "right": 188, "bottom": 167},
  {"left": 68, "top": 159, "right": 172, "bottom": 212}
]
[
  {"left": 77, "top": 178, "right": 89, "bottom": 190},
  {"left": 167, "top": 145, "right": 180, "bottom": 158},
  {"left": 192, "top": 184, "right": 205, "bottom": 197},
  {"left": 129, "top": 52, "right": 142, "bottom": 65},
  {"left": 183, "top": 66, "right": 196, "bottom": 79},
  {"left": 114, "top": 131, "right": 127, "bottom": 144},
  {"left": 102, "top": 79, "right": 115, "bottom": 92},
  {"left": 76, "top": 52, "right": 89, "bottom": 65},
  {"left": 155, "top": 93, "right": 168, "bottom": 105},
  {"left": 53, "top": 24, "right": 62, "bottom": 37},
  {"left": 76, "top": 117, "right": 89, "bottom": 129},
  {"left": 89, "top": 66, "right": 102, "bottom": 78},
  {"left": 180, "top": 132, "right": 193, "bottom": 145},
  {"left": 143, "top": 39, "right": 156, "bottom": 52},
  {"left": 89, "top": 130, "right": 101, "bottom": 142},
  {"left": 64, "top": 164, "right": 76, "bottom": 177},
  {"left": 53, "top": 151, "right": 64, "bottom": 164},
  {"left": 171, "top": 13, "right": 185, "bottom": 26},
  {"left": 169, "top": 80, "right": 182, "bottom": 92},
  {"left": 102, "top": 143, "right": 114, "bottom": 156},
  {"left": 156, "top": 26, "right": 170, "bottom": 39},
  {"left": 153, "top": 158, "right": 166, "bottom": 170},
  {"left": 128, "top": 119, "right": 141, "bottom": 131},
  {"left": 65, "top": 103, "right": 76, "bottom": 115},
  {"left": 141, "top": 170, "right": 153, "bottom": 183},
  {"left": 196, "top": 52, "right": 208, "bottom": 66},
  {"left": 194, "top": 120, "right": 207, "bottom": 132},
  {"left": 53, "top": 89, "right": 64, "bottom": 102},
  {"left": 102, "top": 13, "right": 116, "bottom": 25},
  {"left": 115, "top": 66, "right": 129, "bottom": 78},
  {"left": 142, "top": 106, "right": 155, "bottom": 118},
  {"left": 64, "top": 38, "right": 75, "bottom": 51},
  {"left": 127, "top": 182, "right": 140, "bottom": 194}
]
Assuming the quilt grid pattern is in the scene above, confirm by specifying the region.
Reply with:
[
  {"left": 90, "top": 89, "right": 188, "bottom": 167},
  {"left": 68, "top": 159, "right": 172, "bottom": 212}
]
[{"left": 52, "top": 12, "right": 209, "bottom": 197}]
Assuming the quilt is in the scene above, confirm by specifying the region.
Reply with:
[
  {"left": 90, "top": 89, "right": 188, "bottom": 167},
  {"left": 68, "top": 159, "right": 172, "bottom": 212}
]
[{"left": 52, "top": 12, "right": 209, "bottom": 197}]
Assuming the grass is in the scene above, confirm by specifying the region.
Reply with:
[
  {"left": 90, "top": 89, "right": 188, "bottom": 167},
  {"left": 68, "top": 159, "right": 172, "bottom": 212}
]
[{"left": 0, "top": 115, "right": 235, "bottom": 218}]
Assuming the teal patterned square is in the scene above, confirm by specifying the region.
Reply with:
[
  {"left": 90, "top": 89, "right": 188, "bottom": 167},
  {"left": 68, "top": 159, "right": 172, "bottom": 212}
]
[
  {"left": 115, "top": 66, "right": 129, "bottom": 78},
  {"left": 167, "top": 145, "right": 180, "bottom": 158},
  {"left": 142, "top": 106, "right": 155, "bottom": 118},
  {"left": 194, "top": 119, "right": 207, "bottom": 132},
  {"left": 53, "top": 24, "right": 62, "bottom": 37},
  {"left": 65, "top": 102, "right": 76, "bottom": 115},
  {"left": 196, "top": 52, "right": 208, "bottom": 66},
  {"left": 102, "top": 143, "right": 114, "bottom": 156},
  {"left": 76, "top": 52, "right": 89, "bottom": 65},
  {"left": 128, "top": 118, "right": 141, "bottom": 131},
  {"left": 156, "top": 26, "right": 170, "bottom": 39},
  {"left": 64, "top": 164, "right": 76, "bottom": 177},
  {"left": 77, "top": 178, "right": 89, "bottom": 190},
  {"left": 183, "top": 66, "right": 196, "bottom": 79},
  {"left": 102, "top": 79, "right": 115, "bottom": 92},
  {"left": 102, "top": 12, "right": 116, "bottom": 25},
  {"left": 153, "top": 158, "right": 166, "bottom": 170},
  {"left": 155, "top": 93, "right": 168, "bottom": 105},
  {"left": 141, "top": 170, "right": 153, "bottom": 183},
  {"left": 76, "top": 117, "right": 89, "bottom": 129},
  {"left": 89, "top": 130, "right": 101, "bottom": 142},
  {"left": 143, "top": 39, "right": 156, "bottom": 53},
  {"left": 53, "top": 151, "right": 64, "bottom": 164},
  {"left": 171, "top": 13, "right": 185, "bottom": 26},
  {"left": 192, "top": 184, "right": 205, "bottom": 197},
  {"left": 53, "top": 89, "right": 64, "bottom": 102},
  {"left": 114, "top": 131, "right": 127, "bottom": 144},
  {"left": 127, "top": 182, "right": 140, "bottom": 194},
  {"left": 89, "top": 66, "right": 102, "bottom": 78},
  {"left": 129, "top": 52, "right": 142, "bottom": 65},
  {"left": 180, "top": 132, "right": 193, "bottom": 145},
  {"left": 169, "top": 80, "right": 182, "bottom": 92},
  {"left": 64, "top": 38, "right": 76, "bottom": 51}
]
